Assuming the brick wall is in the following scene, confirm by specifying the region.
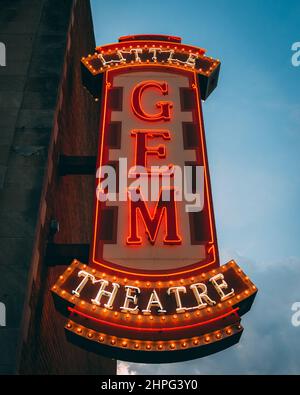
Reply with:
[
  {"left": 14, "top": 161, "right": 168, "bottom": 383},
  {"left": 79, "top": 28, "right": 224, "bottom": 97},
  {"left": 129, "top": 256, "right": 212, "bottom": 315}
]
[{"left": 0, "top": 0, "right": 116, "bottom": 375}]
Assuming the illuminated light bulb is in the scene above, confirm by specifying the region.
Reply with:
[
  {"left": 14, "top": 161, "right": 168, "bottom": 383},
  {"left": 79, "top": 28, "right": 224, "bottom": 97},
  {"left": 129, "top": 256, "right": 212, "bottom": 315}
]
[
  {"left": 80, "top": 301, "right": 85, "bottom": 305},
  {"left": 122, "top": 341, "right": 127, "bottom": 347},
  {"left": 92, "top": 306, "right": 96, "bottom": 311},
  {"left": 216, "top": 333, "right": 222, "bottom": 340},
  {"left": 149, "top": 316, "right": 153, "bottom": 321},
  {"left": 237, "top": 325, "right": 242, "bottom": 330},
  {"left": 114, "top": 312, "right": 118, "bottom": 317},
  {"left": 67, "top": 267, "right": 71, "bottom": 272},
  {"left": 59, "top": 275, "right": 64, "bottom": 280},
  {"left": 245, "top": 290, "right": 249, "bottom": 295},
  {"left": 228, "top": 300, "right": 232, "bottom": 305},
  {"left": 252, "top": 285, "right": 256, "bottom": 290},
  {"left": 146, "top": 344, "right": 151, "bottom": 350},
  {"left": 76, "top": 327, "right": 82, "bottom": 334},
  {"left": 182, "top": 342, "right": 187, "bottom": 348},
  {"left": 87, "top": 332, "right": 93, "bottom": 338},
  {"left": 92, "top": 269, "right": 96, "bottom": 274},
  {"left": 52, "top": 286, "right": 57, "bottom": 291},
  {"left": 201, "top": 273, "right": 206, "bottom": 278},
  {"left": 126, "top": 314, "right": 130, "bottom": 319},
  {"left": 66, "top": 323, "right": 72, "bottom": 329},
  {"left": 205, "top": 336, "right": 210, "bottom": 343},
  {"left": 146, "top": 282, "right": 150, "bottom": 287},
  {"left": 99, "top": 336, "right": 104, "bottom": 342},
  {"left": 193, "top": 339, "right": 199, "bottom": 345},
  {"left": 226, "top": 329, "right": 232, "bottom": 335},
  {"left": 245, "top": 276, "right": 249, "bottom": 281},
  {"left": 236, "top": 295, "right": 241, "bottom": 300},
  {"left": 173, "top": 314, "right": 177, "bottom": 320},
  {"left": 196, "top": 311, "right": 201, "bottom": 316},
  {"left": 161, "top": 316, "right": 166, "bottom": 321},
  {"left": 180, "top": 279, "right": 184, "bottom": 284},
  {"left": 113, "top": 276, "right": 117, "bottom": 281},
  {"left": 212, "top": 270, "right": 216, "bottom": 274},
  {"left": 102, "top": 273, "right": 106, "bottom": 278},
  {"left": 185, "top": 313, "right": 190, "bottom": 318},
  {"left": 83, "top": 265, "right": 87, "bottom": 269},
  {"left": 103, "top": 308, "right": 107, "bottom": 313},
  {"left": 158, "top": 282, "right": 162, "bottom": 287},
  {"left": 169, "top": 281, "right": 173, "bottom": 286},
  {"left": 61, "top": 290, "right": 66, "bottom": 295},
  {"left": 124, "top": 278, "right": 128, "bottom": 283},
  {"left": 135, "top": 280, "right": 139, "bottom": 285},
  {"left": 206, "top": 308, "right": 211, "bottom": 313},
  {"left": 191, "top": 277, "right": 195, "bottom": 282},
  {"left": 134, "top": 343, "right": 139, "bottom": 349},
  {"left": 111, "top": 339, "right": 116, "bottom": 345},
  {"left": 217, "top": 303, "right": 222, "bottom": 308},
  {"left": 158, "top": 344, "right": 163, "bottom": 350},
  {"left": 170, "top": 343, "right": 175, "bottom": 349},
  {"left": 138, "top": 315, "right": 142, "bottom": 320},
  {"left": 71, "top": 296, "right": 75, "bottom": 301}
]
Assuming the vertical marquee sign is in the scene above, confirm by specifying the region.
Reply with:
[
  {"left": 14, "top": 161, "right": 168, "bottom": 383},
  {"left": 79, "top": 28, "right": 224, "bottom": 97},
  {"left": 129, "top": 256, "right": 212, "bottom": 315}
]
[{"left": 52, "top": 35, "right": 257, "bottom": 362}]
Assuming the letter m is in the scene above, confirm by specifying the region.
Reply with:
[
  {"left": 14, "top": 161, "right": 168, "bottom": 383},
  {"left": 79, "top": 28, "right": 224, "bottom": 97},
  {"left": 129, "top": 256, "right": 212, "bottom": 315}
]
[{"left": 127, "top": 188, "right": 182, "bottom": 245}]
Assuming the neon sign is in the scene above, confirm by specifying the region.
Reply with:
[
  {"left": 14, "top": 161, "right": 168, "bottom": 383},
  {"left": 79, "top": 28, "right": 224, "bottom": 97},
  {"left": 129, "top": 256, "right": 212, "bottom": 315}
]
[{"left": 52, "top": 34, "right": 257, "bottom": 363}]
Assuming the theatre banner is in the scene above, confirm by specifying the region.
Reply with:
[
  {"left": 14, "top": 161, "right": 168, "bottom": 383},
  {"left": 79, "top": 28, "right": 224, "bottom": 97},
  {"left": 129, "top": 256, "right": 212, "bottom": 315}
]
[{"left": 52, "top": 34, "right": 257, "bottom": 363}]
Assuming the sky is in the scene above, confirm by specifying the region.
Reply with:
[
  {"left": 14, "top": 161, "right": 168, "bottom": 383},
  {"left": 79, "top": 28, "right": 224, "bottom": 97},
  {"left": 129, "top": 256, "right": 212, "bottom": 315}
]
[{"left": 90, "top": 0, "right": 300, "bottom": 374}]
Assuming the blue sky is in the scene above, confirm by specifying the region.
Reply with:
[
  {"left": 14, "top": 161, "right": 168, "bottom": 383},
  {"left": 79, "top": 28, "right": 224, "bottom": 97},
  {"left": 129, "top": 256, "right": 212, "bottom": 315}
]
[{"left": 91, "top": 0, "right": 300, "bottom": 374}]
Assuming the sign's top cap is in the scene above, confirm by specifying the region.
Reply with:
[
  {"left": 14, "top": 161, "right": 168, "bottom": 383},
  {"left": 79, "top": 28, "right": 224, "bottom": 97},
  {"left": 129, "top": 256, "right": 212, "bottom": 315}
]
[{"left": 118, "top": 34, "right": 182, "bottom": 43}]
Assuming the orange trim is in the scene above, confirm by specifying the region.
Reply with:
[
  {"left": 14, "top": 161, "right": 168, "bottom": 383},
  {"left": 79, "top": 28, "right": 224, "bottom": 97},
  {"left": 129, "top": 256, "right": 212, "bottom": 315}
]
[
  {"left": 68, "top": 306, "right": 239, "bottom": 332},
  {"left": 91, "top": 65, "right": 218, "bottom": 277},
  {"left": 118, "top": 34, "right": 182, "bottom": 44}
]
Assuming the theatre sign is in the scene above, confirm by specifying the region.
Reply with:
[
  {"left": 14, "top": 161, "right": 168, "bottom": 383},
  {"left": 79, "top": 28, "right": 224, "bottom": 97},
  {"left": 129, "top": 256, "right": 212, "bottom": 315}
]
[{"left": 52, "top": 35, "right": 257, "bottom": 362}]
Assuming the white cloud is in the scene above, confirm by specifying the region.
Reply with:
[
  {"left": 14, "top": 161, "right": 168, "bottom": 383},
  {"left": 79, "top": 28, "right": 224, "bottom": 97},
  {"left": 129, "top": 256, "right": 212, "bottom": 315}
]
[
  {"left": 117, "top": 361, "right": 137, "bottom": 375},
  {"left": 118, "top": 254, "right": 300, "bottom": 374}
]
